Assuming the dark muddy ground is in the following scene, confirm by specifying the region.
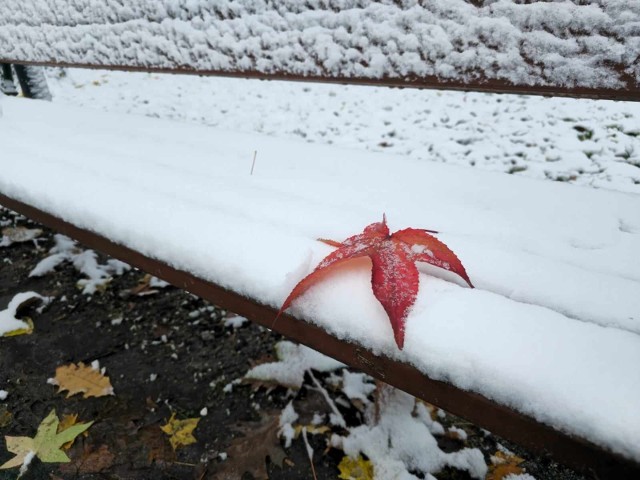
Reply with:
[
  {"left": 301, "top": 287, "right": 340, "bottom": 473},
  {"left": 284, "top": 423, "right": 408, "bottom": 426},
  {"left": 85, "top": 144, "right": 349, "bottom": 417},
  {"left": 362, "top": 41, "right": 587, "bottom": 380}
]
[{"left": 0, "top": 207, "right": 587, "bottom": 479}]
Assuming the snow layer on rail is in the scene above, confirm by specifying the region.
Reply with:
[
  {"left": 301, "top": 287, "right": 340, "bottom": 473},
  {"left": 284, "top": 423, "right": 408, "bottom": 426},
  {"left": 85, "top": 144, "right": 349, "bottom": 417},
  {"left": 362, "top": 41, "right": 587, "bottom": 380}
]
[
  {"left": 0, "top": 97, "right": 639, "bottom": 461},
  {"left": 0, "top": 0, "right": 639, "bottom": 91}
]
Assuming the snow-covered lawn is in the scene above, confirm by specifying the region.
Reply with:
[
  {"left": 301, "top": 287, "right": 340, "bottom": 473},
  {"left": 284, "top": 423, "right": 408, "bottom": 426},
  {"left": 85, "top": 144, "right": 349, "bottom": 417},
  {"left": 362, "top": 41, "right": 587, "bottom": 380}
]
[{"left": 47, "top": 68, "right": 640, "bottom": 194}]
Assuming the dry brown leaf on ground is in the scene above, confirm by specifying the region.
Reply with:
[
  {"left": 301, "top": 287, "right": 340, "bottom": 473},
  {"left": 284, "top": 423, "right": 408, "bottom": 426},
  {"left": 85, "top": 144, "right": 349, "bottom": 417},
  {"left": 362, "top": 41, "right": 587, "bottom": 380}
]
[
  {"left": 124, "top": 274, "right": 171, "bottom": 297},
  {"left": 0, "top": 226, "right": 42, "bottom": 247},
  {"left": 486, "top": 450, "right": 525, "bottom": 480},
  {"left": 51, "top": 362, "right": 114, "bottom": 399},
  {"left": 126, "top": 274, "right": 159, "bottom": 297},
  {"left": 0, "top": 406, "right": 12, "bottom": 428},
  {"left": 215, "top": 416, "right": 286, "bottom": 480},
  {"left": 160, "top": 413, "right": 199, "bottom": 450},
  {"left": 59, "top": 443, "right": 115, "bottom": 475},
  {"left": 138, "top": 425, "right": 176, "bottom": 465}
]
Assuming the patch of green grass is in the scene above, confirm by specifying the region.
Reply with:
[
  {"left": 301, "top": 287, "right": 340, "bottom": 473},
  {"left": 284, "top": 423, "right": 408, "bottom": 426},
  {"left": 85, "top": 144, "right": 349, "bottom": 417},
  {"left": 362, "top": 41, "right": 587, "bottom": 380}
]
[{"left": 573, "top": 125, "right": 594, "bottom": 141}]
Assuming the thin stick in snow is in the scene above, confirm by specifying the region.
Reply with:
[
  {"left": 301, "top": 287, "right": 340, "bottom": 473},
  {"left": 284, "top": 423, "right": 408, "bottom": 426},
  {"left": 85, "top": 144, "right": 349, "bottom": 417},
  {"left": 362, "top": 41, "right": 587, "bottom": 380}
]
[
  {"left": 301, "top": 427, "right": 318, "bottom": 480},
  {"left": 309, "top": 371, "right": 346, "bottom": 427},
  {"left": 250, "top": 150, "right": 257, "bottom": 175}
]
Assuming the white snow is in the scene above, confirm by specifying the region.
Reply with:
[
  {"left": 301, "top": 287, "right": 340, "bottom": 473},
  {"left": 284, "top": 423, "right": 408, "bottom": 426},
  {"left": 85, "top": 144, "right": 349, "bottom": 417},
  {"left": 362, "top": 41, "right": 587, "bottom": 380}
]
[
  {"left": 449, "top": 426, "right": 468, "bottom": 441},
  {"left": 0, "top": 292, "right": 45, "bottom": 336},
  {"left": 245, "top": 341, "right": 345, "bottom": 390},
  {"left": 222, "top": 379, "right": 241, "bottom": 393},
  {"left": 415, "top": 402, "right": 445, "bottom": 436},
  {"left": 149, "top": 276, "right": 169, "bottom": 288},
  {"left": 0, "top": 390, "right": 7, "bottom": 401},
  {"left": 278, "top": 401, "right": 298, "bottom": 449},
  {"left": 0, "top": 86, "right": 639, "bottom": 461},
  {"left": 341, "top": 371, "right": 376, "bottom": 405},
  {"left": 18, "top": 450, "right": 35, "bottom": 478},
  {"left": 337, "top": 387, "right": 487, "bottom": 479},
  {"left": 30, "top": 234, "right": 130, "bottom": 294},
  {"left": 223, "top": 315, "right": 248, "bottom": 329},
  {"left": 0, "top": 1, "right": 638, "bottom": 91}
]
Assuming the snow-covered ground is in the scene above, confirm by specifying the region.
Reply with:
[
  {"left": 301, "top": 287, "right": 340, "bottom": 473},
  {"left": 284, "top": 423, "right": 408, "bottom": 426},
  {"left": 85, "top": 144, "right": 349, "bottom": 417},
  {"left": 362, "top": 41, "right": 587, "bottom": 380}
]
[{"left": 46, "top": 68, "right": 640, "bottom": 194}]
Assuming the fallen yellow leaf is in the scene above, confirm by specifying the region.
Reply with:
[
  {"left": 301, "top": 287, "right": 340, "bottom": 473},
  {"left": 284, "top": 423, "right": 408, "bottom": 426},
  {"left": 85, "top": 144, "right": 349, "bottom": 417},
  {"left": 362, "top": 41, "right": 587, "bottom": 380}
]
[
  {"left": 58, "top": 414, "right": 80, "bottom": 450},
  {"left": 57, "top": 414, "right": 79, "bottom": 433},
  {"left": 487, "top": 450, "right": 526, "bottom": 480},
  {"left": 0, "top": 410, "right": 92, "bottom": 470},
  {"left": 338, "top": 455, "right": 374, "bottom": 480},
  {"left": 293, "top": 424, "right": 330, "bottom": 438},
  {"left": 2, "top": 318, "right": 34, "bottom": 337},
  {"left": 160, "top": 413, "right": 199, "bottom": 450},
  {"left": 52, "top": 362, "right": 114, "bottom": 399}
]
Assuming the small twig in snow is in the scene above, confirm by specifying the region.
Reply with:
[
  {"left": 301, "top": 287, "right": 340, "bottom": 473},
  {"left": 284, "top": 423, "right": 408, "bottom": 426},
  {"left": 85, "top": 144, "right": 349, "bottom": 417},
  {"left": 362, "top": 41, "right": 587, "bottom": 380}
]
[
  {"left": 250, "top": 150, "right": 257, "bottom": 175},
  {"left": 309, "top": 371, "right": 346, "bottom": 427},
  {"left": 301, "top": 427, "right": 318, "bottom": 480}
]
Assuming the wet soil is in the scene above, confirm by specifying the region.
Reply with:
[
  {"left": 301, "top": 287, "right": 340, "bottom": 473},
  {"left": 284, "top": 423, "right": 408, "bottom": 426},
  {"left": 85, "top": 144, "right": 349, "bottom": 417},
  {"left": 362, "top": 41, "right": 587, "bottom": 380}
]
[{"left": 0, "top": 207, "right": 587, "bottom": 479}]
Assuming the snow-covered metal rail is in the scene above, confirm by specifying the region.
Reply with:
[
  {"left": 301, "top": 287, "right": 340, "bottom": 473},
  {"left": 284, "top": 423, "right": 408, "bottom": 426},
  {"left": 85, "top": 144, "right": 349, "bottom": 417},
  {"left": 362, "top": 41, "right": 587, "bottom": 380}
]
[
  {"left": 1, "top": 1, "right": 640, "bottom": 478},
  {"left": 0, "top": 0, "right": 639, "bottom": 100}
]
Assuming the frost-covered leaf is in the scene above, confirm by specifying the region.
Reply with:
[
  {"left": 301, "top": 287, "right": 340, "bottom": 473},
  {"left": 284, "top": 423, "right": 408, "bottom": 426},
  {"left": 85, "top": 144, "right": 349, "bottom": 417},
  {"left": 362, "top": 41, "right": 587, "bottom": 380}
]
[
  {"left": 338, "top": 455, "right": 374, "bottom": 480},
  {"left": 279, "top": 216, "right": 472, "bottom": 349},
  {"left": 160, "top": 413, "right": 199, "bottom": 450},
  {"left": 0, "top": 410, "right": 92, "bottom": 470},
  {"left": 51, "top": 362, "right": 114, "bottom": 399}
]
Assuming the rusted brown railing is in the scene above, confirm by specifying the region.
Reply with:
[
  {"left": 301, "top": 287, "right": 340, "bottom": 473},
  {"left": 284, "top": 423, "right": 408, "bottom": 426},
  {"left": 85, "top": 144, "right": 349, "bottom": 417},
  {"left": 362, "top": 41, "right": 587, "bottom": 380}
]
[{"left": 1, "top": 192, "right": 639, "bottom": 478}]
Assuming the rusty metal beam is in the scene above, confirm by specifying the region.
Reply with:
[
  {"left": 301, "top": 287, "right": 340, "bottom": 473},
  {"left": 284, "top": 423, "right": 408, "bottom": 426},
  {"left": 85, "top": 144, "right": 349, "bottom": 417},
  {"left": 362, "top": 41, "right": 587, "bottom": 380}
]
[
  {"left": 2, "top": 58, "right": 640, "bottom": 102},
  {"left": 1, "top": 191, "right": 639, "bottom": 478}
]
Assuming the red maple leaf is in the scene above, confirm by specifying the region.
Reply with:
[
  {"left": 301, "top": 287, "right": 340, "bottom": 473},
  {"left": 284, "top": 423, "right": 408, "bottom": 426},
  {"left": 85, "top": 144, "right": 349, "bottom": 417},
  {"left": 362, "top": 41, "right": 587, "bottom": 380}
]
[{"left": 277, "top": 216, "right": 473, "bottom": 349}]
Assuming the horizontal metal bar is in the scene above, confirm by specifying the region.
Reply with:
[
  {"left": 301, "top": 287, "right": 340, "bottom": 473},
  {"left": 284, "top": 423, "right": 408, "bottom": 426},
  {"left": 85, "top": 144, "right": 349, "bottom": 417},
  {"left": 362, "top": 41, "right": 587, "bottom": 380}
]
[
  {"left": 1, "top": 191, "right": 638, "bottom": 478},
  {"left": 2, "top": 58, "right": 640, "bottom": 102}
]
